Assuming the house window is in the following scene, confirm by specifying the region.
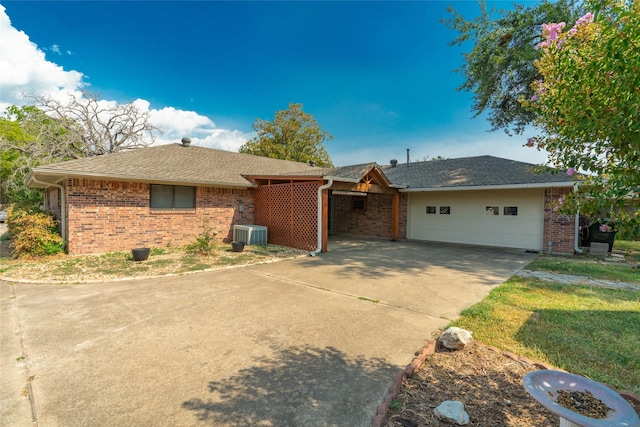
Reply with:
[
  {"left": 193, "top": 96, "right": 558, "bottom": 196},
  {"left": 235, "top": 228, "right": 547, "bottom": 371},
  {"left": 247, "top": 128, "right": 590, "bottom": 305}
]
[
  {"left": 503, "top": 206, "right": 518, "bottom": 216},
  {"left": 352, "top": 198, "right": 367, "bottom": 211},
  {"left": 426, "top": 206, "right": 436, "bottom": 215},
  {"left": 150, "top": 184, "right": 195, "bottom": 209},
  {"left": 486, "top": 206, "right": 499, "bottom": 215},
  {"left": 439, "top": 206, "right": 451, "bottom": 215}
]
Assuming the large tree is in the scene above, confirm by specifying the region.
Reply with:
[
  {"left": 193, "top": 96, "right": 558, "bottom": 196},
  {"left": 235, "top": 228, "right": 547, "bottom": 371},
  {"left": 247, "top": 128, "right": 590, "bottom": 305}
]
[
  {"left": 523, "top": 0, "right": 640, "bottom": 231},
  {"left": 0, "top": 91, "right": 158, "bottom": 205},
  {"left": 239, "top": 103, "right": 333, "bottom": 167},
  {"left": 443, "top": 0, "right": 582, "bottom": 135}
]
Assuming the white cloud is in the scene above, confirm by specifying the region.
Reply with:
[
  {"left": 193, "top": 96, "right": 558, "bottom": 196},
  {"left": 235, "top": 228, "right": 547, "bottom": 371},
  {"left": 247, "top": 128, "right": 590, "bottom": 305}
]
[
  {"left": 0, "top": 4, "right": 251, "bottom": 152},
  {"left": 0, "top": 5, "right": 84, "bottom": 111},
  {"left": 144, "top": 104, "right": 253, "bottom": 151}
]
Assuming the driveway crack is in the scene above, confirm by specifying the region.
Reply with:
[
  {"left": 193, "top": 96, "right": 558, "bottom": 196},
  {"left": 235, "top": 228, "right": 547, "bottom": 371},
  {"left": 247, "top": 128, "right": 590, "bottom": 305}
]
[
  {"left": 10, "top": 283, "right": 39, "bottom": 426},
  {"left": 252, "top": 271, "right": 453, "bottom": 321}
]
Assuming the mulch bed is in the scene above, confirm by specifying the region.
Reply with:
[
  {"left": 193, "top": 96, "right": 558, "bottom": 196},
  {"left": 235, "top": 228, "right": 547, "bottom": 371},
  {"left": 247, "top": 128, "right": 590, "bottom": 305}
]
[{"left": 378, "top": 340, "right": 640, "bottom": 427}]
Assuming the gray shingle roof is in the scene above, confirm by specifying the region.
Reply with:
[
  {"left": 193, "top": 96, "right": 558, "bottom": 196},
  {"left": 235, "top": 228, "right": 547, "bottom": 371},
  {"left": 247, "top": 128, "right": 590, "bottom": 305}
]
[
  {"left": 380, "top": 155, "right": 574, "bottom": 189},
  {"left": 28, "top": 145, "right": 573, "bottom": 191},
  {"left": 29, "top": 143, "right": 323, "bottom": 187}
]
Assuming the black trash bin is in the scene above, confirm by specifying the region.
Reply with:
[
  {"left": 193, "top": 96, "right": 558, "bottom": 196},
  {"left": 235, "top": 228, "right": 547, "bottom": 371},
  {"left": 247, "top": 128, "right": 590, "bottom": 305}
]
[{"left": 588, "top": 223, "right": 616, "bottom": 252}]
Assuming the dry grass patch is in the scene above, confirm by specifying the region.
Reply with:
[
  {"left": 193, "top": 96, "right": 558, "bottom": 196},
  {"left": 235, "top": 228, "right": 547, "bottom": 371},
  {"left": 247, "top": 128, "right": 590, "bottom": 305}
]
[{"left": 0, "top": 244, "right": 306, "bottom": 283}]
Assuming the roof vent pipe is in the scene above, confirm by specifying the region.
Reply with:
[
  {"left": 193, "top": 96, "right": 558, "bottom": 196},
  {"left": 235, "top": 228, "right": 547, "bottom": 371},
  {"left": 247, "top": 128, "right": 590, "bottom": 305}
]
[
  {"left": 309, "top": 160, "right": 316, "bottom": 167},
  {"left": 390, "top": 159, "right": 398, "bottom": 168},
  {"left": 406, "top": 148, "right": 410, "bottom": 167},
  {"left": 181, "top": 137, "right": 191, "bottom": 147}
]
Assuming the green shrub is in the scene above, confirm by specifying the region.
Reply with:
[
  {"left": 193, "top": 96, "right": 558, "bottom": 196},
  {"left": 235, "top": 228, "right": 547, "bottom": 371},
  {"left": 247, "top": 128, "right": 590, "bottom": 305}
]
[
  {"left": 187, "top": 217, "right": 218, "bottom": 256},
  {"left": 9, "top": 208, "right": 64, "bottom": 258}
]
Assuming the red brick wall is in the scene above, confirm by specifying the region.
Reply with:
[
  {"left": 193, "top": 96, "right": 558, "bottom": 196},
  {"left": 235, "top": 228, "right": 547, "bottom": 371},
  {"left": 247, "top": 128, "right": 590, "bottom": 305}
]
[
  {"left": 543, "top": 187, "right": 576, "bottom": 254},
  {"left": 332, "top": 193, "right": 407, "bottom": 240},
  {"left": 63, "top": 179, "right": 254, "bottom": 255}
]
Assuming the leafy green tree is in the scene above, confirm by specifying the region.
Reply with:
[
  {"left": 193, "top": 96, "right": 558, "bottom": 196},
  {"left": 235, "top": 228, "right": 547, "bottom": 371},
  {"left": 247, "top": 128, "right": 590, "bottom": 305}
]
[
  {"left": 443, "top": 0, "right": 582, "bottom": 135},
  {"left": 1, "top": 91, "right": 158, "bottom": 206},
  {"left": 0, "top": 106, "right": 48, "bottom": 205},
  {"left": 523, "top": 0, "right": 640, "bottom": 233},
  {"left": 239, "top": 103, "right": 334, "bottom": 167}
]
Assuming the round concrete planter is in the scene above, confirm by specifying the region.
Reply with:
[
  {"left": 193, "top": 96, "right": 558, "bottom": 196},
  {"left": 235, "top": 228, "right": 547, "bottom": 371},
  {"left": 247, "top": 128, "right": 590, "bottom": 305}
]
[{"left": 131, "top": 247, "right": 150, "bottom": 261}]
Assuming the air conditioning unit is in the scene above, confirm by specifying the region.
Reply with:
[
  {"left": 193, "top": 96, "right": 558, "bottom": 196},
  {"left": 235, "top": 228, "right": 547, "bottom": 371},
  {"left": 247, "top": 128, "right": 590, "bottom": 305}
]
[{"left": 233, "top": 225, "right": 268, "bottom": 245}]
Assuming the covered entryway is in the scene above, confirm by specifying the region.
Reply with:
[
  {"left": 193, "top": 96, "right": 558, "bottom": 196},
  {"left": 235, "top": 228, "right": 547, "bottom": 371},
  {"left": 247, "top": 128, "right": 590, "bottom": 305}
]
[
  {"left": 249, "top": 164, "right": 405, "bottom": 253},
  {"left": 407, "top": 188, "right": 545, "bottom": 251}
]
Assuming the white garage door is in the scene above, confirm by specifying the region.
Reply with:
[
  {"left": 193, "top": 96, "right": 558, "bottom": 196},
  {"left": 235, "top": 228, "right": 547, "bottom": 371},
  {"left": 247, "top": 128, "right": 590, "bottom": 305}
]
[{"left": 408, "top": 189, "right": 544, "bottom": 250}]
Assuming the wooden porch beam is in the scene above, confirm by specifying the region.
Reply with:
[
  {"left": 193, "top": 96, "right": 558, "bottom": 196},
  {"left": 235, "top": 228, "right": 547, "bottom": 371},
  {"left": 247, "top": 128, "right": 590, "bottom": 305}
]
[
  {"left": 322, "top": 187, "right": 329, "bottom": 252},
  {"left": 331, "top": 182, "right": 399, "bottom": 195},
  {"left": 392, "top": 193, "right": 399, "bottom": 241}
]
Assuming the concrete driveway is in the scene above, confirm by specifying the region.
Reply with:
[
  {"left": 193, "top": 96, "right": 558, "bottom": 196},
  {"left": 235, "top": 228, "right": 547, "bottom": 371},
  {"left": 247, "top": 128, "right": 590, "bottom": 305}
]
[{"left": 1, "top": 238, "right": 536, "bottom": 426}]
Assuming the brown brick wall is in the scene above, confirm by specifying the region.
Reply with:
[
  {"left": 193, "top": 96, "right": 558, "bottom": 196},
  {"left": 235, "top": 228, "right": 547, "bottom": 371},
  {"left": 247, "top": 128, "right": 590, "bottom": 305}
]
[
  {"left": 63, "top": 179, "right": 254, "bottom": 255},
  {"left": 543, "top": 187, "right": 576, "bottom": 254},
  {"left": 332, "top": 193, "right": 407, "bottom": 240}
]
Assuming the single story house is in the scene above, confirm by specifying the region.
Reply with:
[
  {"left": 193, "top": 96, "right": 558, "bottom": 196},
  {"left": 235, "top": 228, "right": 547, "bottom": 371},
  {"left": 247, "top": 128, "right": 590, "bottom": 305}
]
[{"left": 26, "top": 139, "right": 577, "bottom": 255}]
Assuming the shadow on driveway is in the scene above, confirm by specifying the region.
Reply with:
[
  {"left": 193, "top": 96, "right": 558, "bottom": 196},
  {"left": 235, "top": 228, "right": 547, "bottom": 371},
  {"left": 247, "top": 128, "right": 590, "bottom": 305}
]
[{"left": 183, "top": 345, "right": 397, "bottom": 426}]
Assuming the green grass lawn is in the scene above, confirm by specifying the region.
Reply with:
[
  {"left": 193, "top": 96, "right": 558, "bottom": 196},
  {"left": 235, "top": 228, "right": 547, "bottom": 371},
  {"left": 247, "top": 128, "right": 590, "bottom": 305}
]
[{"left": 449, "top": 240, "right": 640, "bottom": 394}]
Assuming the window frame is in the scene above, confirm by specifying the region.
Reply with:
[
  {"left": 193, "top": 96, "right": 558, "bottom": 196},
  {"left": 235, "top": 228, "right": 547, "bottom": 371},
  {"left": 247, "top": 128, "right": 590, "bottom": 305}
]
[
  {"left": 352, "top": 197, "right": 367, "bottom": 212},
  {"left": 503, "top": 206, "right": 519, "bottom": 216},
  {"left": 150, "top": 184, "right": 196, "bottom": 210}
]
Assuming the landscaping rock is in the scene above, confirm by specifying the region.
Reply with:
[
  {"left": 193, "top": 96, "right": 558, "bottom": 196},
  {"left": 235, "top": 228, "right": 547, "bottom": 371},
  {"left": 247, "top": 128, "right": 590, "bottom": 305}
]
[
  {"left": 438, "top": 327, "right": 473, "bottom": 350},
  {"left": 434, "top": 400, "right": 470, "bottom": 425}
]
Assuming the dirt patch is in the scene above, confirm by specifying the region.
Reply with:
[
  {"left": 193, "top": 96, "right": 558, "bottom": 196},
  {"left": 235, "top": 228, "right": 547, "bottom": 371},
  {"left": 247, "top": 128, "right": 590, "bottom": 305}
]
[
  {"left": 383, "top": 341, "right": 559, "bottom": 426},
  {"left": 0, "top": 245, "right": 306, "bottom": 283}
]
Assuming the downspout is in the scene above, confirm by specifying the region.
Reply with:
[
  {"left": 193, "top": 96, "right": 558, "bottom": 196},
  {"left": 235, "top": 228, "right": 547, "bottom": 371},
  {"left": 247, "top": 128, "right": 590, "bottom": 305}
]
[
  {"left": 310, "top": 178, "right": 333, "bottom": 256},
  {"left": 29, "top": 176, "right": 66, "bottom": 245},
  {"left": 574, "top": 183, "right": 583, "bottom": 254}
]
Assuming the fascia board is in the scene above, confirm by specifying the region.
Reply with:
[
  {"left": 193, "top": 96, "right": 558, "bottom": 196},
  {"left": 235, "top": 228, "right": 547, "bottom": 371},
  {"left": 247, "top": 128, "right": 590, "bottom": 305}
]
[{"left": 400, "top": 182, "right": 576, "bottom": 192}]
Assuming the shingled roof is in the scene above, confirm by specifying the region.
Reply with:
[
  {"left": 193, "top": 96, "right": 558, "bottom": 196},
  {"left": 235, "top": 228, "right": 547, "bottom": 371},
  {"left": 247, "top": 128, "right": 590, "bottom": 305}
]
[
  {"left": 381, "top": 155, "right": 574, "bottom": 190},
  {"left": 27, "top": 145, "right": 574, "bottom": 191},
  {"left": 27, "top": 143, "right": 323, "bottom": 188}
]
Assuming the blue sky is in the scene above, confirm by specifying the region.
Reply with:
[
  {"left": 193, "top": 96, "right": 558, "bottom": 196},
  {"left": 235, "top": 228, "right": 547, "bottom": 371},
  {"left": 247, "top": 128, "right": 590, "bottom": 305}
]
[{"left": 0, "top": 1, "right": 547, "bottom": 166}]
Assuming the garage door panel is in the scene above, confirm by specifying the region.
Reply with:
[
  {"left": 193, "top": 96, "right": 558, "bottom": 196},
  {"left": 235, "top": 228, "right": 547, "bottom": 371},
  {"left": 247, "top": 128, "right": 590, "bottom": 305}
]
[{"left": 408, "top": 189, "right": 544, "bottom": 250}]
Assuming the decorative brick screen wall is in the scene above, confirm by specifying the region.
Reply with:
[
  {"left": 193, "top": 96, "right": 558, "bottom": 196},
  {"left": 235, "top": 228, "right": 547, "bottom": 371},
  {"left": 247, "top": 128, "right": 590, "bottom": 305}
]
[
  {"left": 254, "top": 181, "right": 320, "bottom": 251},
  {"left": 63, "top": 179, "right": 254, "bottom": 255},
  {"left": 332, "top": 193, "right": 407, "bottom": 240},
  {"left": 543, "top": 187, "right": 576, "bottom": 254}
]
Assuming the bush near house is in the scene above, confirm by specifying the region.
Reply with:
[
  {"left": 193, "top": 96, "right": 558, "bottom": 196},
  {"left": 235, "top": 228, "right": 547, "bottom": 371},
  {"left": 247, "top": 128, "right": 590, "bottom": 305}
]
[{"left": 6, "top": 206, "right": 64, "bottom": 257}]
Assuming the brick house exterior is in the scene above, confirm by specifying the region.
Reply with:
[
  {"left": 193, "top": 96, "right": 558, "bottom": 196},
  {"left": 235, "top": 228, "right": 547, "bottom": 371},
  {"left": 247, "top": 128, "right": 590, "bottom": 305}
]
[
  {"left": 63, "top": 179, "right": 254, "bottom": 254},
  {"left": 27, "top": 143, "right": 578, "bottom": 255}
]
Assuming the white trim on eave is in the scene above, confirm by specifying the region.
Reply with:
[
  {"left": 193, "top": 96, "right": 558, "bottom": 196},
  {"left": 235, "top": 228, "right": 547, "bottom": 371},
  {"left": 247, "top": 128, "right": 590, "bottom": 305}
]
[
  {"left": 26, "top": 170, "right": 254, "bottom": 190},
  {"left": 400, "top": 182, "right": 576, "bottom": 192}
]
